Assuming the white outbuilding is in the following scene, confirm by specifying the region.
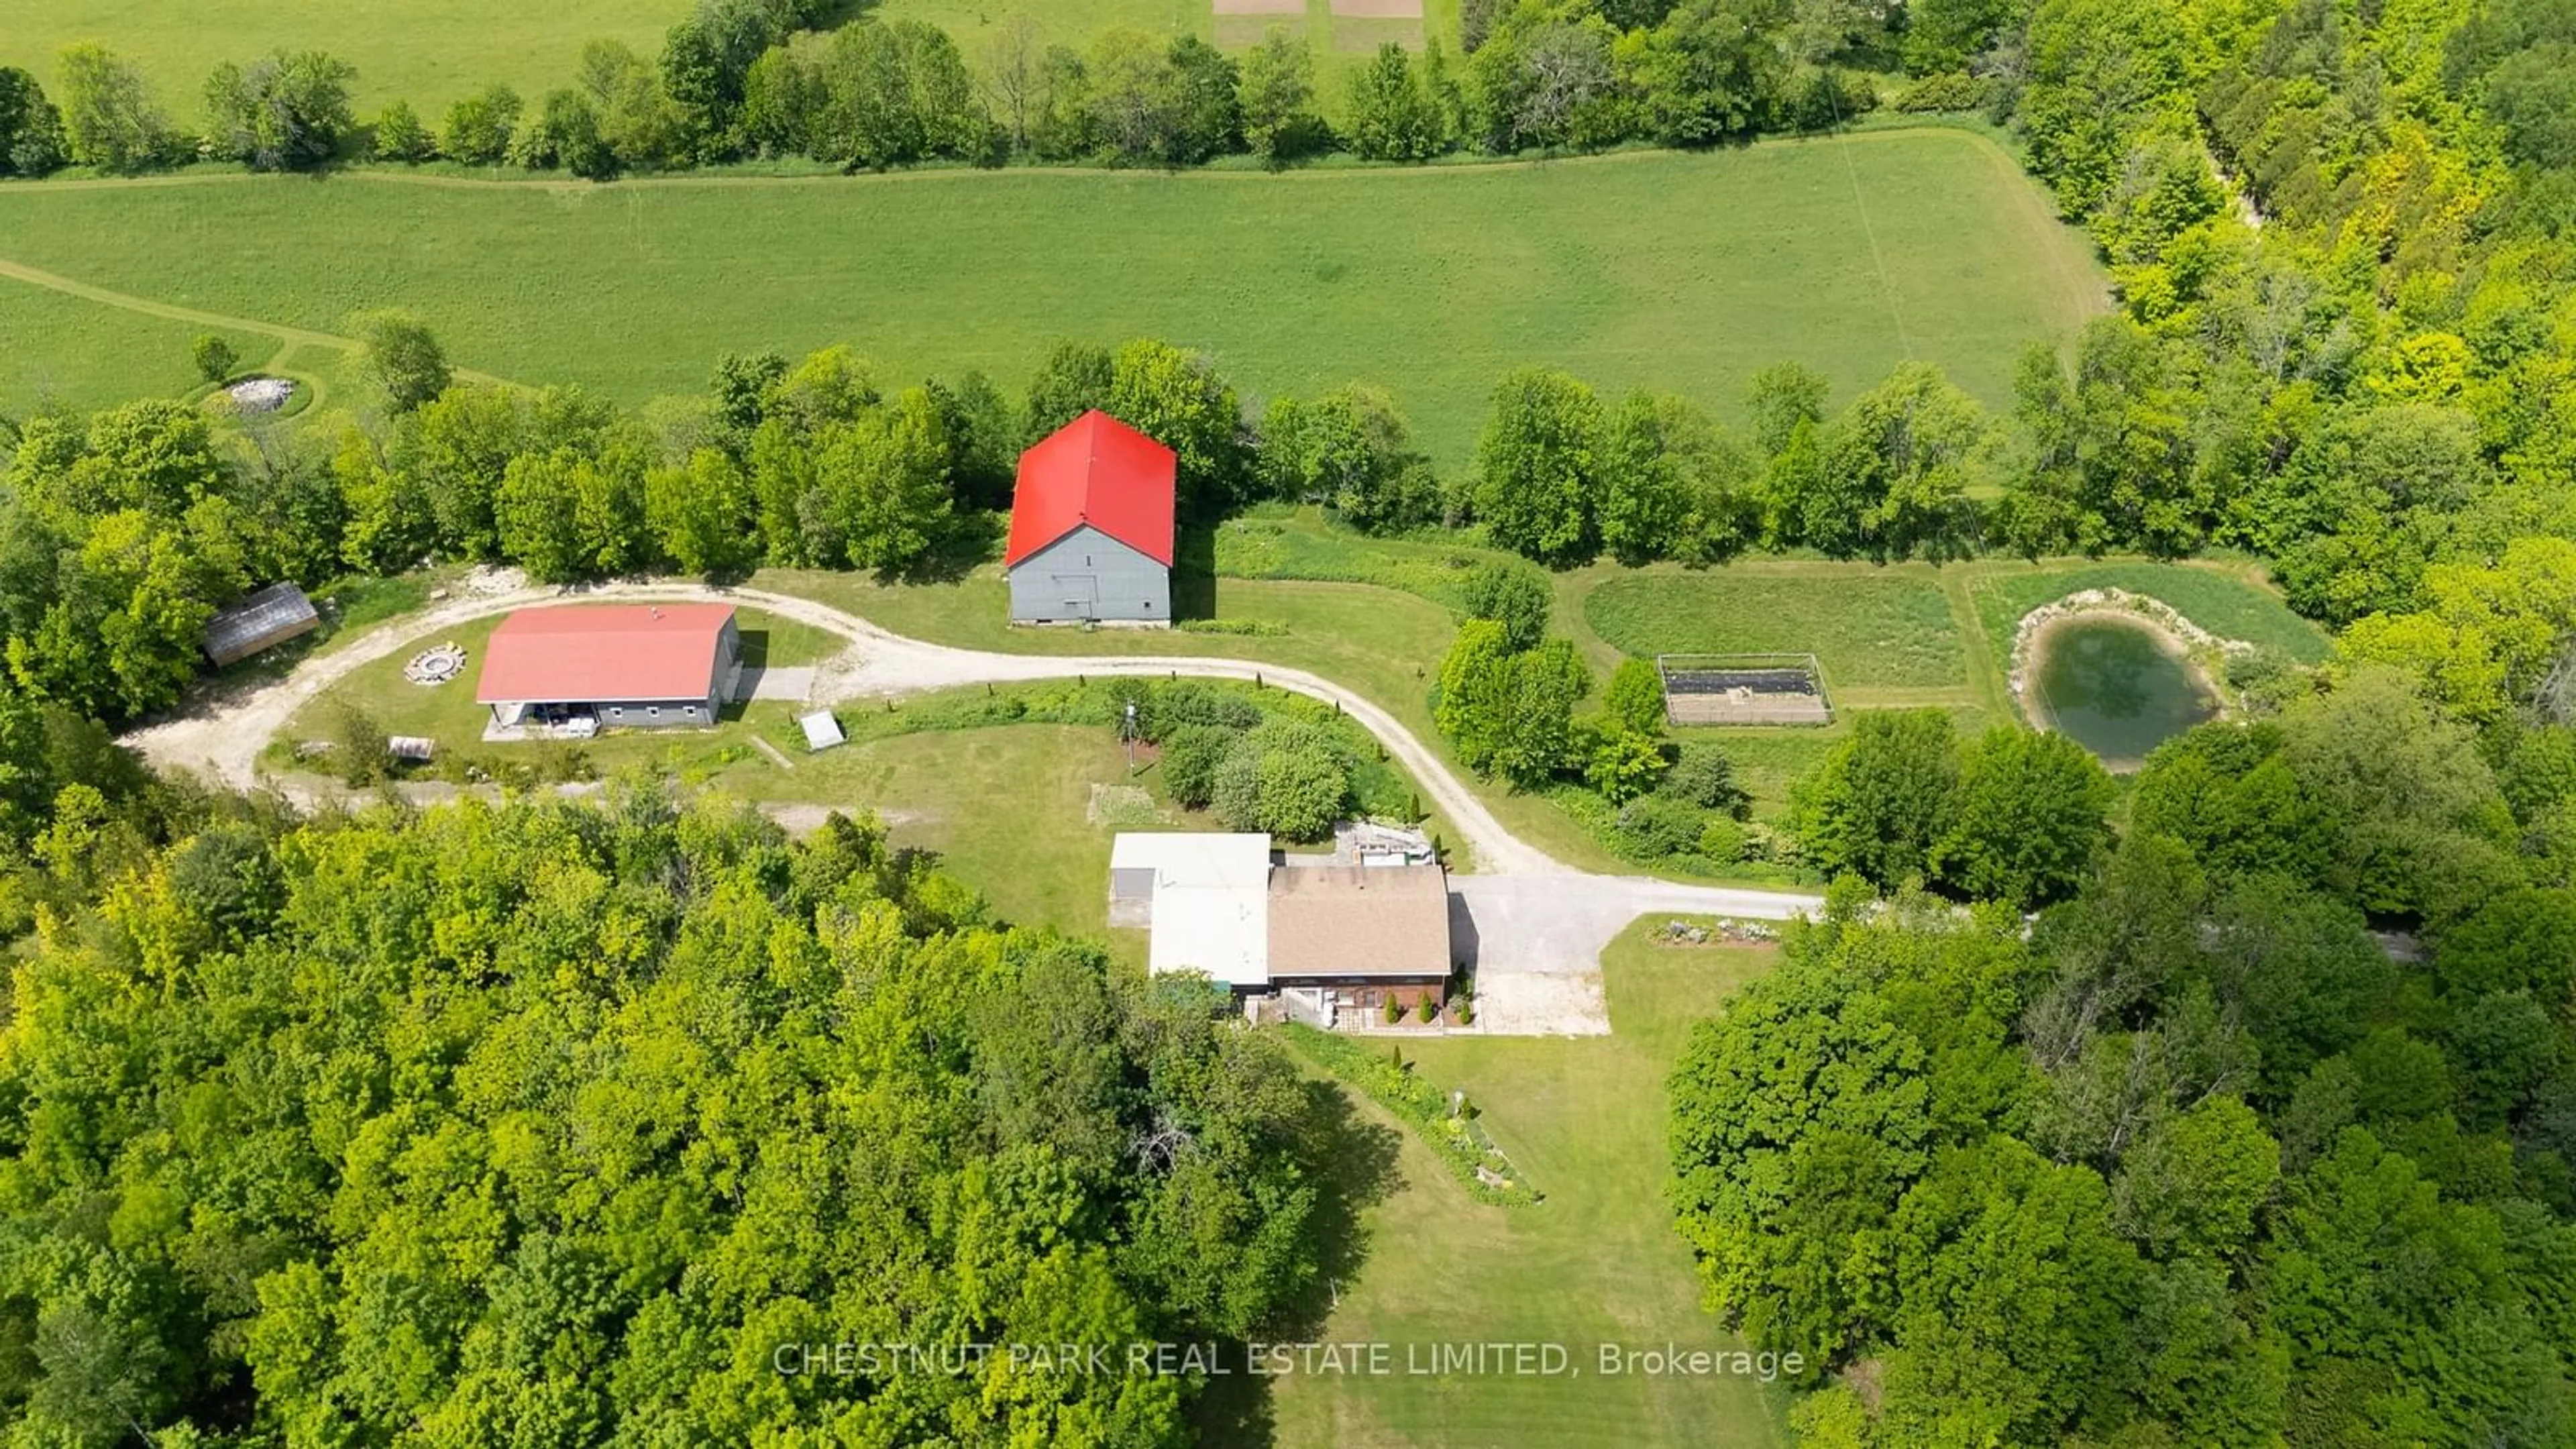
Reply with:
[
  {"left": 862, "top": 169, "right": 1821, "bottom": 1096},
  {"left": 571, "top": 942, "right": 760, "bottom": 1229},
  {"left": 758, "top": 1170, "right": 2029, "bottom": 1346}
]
[
  {"left": 798, "top": 710, "right": 846, "bottom": 752},
  {"left": 1108, "top": 833, "right": 1274, "bottom": 989}
]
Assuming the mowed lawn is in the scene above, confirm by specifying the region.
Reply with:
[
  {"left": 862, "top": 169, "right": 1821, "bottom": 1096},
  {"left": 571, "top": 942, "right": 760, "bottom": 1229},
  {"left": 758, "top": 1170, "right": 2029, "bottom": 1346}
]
[
  {"left": 0, "top": 129, "right": 2106, "bottom": 461},
  {"left": 0, "top": 0, "right": 692, "bottom": 114},
  {"left": 1254, "top": 921, "right": 1790, "bottom": 1448},
  {"left": 810, "top": 724, "right": 1155, "bottom": 949}
]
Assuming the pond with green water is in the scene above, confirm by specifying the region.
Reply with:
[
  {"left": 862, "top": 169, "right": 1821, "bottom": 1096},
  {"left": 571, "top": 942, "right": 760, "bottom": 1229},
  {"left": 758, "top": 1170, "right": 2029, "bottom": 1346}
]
[{"left": 2027, "top": 614, "right": 2218, "bottom": 768}]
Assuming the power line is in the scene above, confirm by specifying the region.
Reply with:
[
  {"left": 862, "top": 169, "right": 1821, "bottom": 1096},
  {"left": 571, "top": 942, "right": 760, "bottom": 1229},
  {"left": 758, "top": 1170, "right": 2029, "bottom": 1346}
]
[{"left": 1821, "top": 76, "right": 1916, "bottom": 361}]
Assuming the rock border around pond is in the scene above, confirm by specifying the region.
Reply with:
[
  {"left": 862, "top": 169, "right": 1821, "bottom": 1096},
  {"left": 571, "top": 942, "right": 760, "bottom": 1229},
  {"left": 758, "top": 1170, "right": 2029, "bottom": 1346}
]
[{"left": 2007, "top": 588, "right": 2251, "bottom": 731}]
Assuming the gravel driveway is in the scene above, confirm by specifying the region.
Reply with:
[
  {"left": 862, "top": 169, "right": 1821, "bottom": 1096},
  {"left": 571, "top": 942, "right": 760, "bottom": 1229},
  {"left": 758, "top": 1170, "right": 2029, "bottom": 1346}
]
[
  {"left": 1450, "top": 874, "right": 1822, "bottom": 1034},
  {"left": 130, "top": 578, "right": 1824, "bottom": 1034}
]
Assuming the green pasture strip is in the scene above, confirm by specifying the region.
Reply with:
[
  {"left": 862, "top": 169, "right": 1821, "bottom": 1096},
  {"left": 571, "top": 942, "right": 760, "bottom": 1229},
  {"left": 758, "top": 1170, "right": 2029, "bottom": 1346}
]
[
  {"left": 0, "top": 130, "right": 2104, "bottom": 465},
  {"left": 1582, "top": 566, "right": 1975, "bottom": 692},
  {"left": 0, "top": 0, "right": 692, "bottom": 113},
  {"left": 0, "top": 276, "right": 272, "bottom": 417}
]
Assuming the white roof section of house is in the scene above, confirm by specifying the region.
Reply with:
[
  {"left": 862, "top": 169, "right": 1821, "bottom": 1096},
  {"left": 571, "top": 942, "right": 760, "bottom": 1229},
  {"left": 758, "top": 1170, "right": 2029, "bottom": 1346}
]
[
  {"left": 1116, "top": 833, "right": 1273, "bottom": 988},
  {"left": 1148, "top": 879, "right": 1271, "bottom": 988},
  {"left": 1111, "top": 832, "right": 1272, "bottom": 886}
]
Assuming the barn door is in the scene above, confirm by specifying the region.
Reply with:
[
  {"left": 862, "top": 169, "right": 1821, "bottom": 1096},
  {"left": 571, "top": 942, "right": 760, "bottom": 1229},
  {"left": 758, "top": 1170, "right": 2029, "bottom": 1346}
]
[{"left": 1051, "top": 574, "right": 1098, "bottom": 619}]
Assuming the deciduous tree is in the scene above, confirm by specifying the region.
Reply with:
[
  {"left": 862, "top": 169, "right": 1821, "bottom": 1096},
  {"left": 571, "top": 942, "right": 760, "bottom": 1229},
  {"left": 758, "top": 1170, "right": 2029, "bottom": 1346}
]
[
  {"left": 1789, "top": 709, "right": 1962, "bottom": 888},
  {"left": 55, "top": 44, "right": 169, "bottom": 172},
  {"left": 1930, "top": 727, "right": 2114, "bottom": 908},
  {"left": 1475, "top": 367, "right": 1603, "bottom": 565},
  {"left": 203, "top": 50, "right": 357, "bottom": 170}
]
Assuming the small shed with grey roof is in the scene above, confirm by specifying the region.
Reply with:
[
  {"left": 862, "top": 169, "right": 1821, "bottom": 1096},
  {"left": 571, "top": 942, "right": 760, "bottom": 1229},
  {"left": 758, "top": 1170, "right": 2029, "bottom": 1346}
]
[{"left": 203, "top": 583, "right": 321, "bottom": 667}]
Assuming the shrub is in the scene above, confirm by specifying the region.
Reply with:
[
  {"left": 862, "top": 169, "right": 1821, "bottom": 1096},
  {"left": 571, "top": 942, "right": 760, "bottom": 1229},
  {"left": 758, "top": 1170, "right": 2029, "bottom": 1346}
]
[
  {"left": 1458, "top": 560, "right": 1550, "bottom": 649},
  {"left": 1454, "top": 992, "right": 1474, "bottom": 1026},
  {"left": 323, "top": 699, "right": 388, "bottom": 787},
  {"left": 1418, "top": 995, "right": 1440, "bottom": 1024},
  {"left": 372, "top": 99, "right": 434, "bottom": 160},
  {"left": 1697, "top": 815, "right": 1748, "bottom": 864},
  {"left": 1382, "top": 996, "right": 1404, "bottom": 1025},
  {"left": 1603, "top": 657, "right": 1667, "bottom": 736},
  {"left": 1583, "top": 722, "right": 1668, "bottom": 803},
  {"left": 1892, "top": 72, "right": 1987, "bottom": 113},
  {"left": 1211, "top": 750, "right": 1262, "bottom": 830},
  {"left": 191, "top": 334, "right": 239, "bottom": 385},
  {"left": 441, "top": 84, "right": 520, "bottom": 164},
  {"left": 1659, "top": 743, "right": 1751, "bottom": 816},
  {"left": 1160, "top": 723, "right": 1238, "bottom": 809},
  {"left": 1211, "top": 718, "right": 1350, "bottom": 840},
  {"left": 1141, "top": 678, "right": 1263, "bottom": 741},
  {"left": 1613, "top": 794, "right": 1709, "bottom": 860},
  {"left": 1253, "top": 744, "right": 1348, "bottom": 841}
]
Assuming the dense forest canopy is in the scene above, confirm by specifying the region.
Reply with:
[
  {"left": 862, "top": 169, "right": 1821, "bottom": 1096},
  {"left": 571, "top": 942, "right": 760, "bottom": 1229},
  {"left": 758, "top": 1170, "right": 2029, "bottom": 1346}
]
[{"left": 0, "top": 787, "right": 1336, "bottom": 1444}]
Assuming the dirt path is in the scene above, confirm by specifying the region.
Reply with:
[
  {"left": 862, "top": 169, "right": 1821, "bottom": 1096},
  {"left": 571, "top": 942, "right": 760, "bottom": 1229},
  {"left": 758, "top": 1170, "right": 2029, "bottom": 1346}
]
[{"left": 0, "top": 254, "right": 513, "bottom": 388}]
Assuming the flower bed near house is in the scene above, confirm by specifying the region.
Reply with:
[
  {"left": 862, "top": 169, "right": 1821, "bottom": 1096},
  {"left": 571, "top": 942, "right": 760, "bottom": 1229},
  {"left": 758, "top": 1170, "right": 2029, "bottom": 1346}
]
[{"left": 1280, "top": 1023, "right": 1541, "bottom": 1207}]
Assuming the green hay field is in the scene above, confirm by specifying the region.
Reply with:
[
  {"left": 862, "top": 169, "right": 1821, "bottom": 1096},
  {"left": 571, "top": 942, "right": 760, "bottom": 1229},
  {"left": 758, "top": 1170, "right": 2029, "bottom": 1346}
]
[
  {"left": 0, "top": 128, "right": 2107, "bottom": 452},
  {"left": 4, "top": 0, "right": 1452, "bottom": 123},
  {"left": 0, "top": 0, "right": 693, "bottom": 115},
  {"left": 1584, "top": 567, "right": 1974, "bottom": 693},
  {"left": 0, "top": 282, "right": 270, "bottom": 415}
]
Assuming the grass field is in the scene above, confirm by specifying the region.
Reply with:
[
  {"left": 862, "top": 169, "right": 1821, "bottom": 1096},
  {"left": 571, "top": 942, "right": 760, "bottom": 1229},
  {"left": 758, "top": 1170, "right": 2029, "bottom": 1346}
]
[
  {"left": 0, "top": 128, "right": 2107, "bottom": 453},
  {"left": 0, "top": 280, "right": 270, "bottom": 415},
  {"left": 0, "top": 0, "right": 693, "bottom": 115},
  {"left": 1583, "top": 568, "right": 1972, "bottom": 694},
  {"left": 7, "top": 0, "right": 1454, "bottom": 126},
  {"left": 1253, "top": 919, "right": 1789, "bottom": 1447},
  {"left": 1963, "top": 559, "right": 2332, "bottom": 665},
  {"left": 828, "top": 724, "right": 1154, "bottom": 945}
]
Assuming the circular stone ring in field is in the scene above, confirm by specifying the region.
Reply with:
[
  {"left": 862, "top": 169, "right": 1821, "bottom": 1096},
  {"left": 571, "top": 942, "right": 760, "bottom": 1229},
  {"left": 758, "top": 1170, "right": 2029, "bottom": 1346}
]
[
  {"left": 225, "top": 378, "right": 295, "bottom": 413},
  {"left": 404, "top": 643, "right": 468, "bottom": 686}
]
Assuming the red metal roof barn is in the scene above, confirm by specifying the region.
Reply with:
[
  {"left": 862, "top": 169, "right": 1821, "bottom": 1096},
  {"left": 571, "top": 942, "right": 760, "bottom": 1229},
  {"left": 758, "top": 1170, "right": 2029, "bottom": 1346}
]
[
  {"left": 475, "top": 604, "right": 741, "bottom": 731},
  {"left": 1005, "top": 411, "right": 1177, "bottom": 626}
]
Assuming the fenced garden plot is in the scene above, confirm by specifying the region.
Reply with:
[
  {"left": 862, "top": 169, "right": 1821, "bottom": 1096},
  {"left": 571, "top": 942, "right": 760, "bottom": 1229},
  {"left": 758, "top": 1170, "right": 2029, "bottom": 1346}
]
[{"left": 1656, "top": 654, "right": 1833, "bottom": 726}]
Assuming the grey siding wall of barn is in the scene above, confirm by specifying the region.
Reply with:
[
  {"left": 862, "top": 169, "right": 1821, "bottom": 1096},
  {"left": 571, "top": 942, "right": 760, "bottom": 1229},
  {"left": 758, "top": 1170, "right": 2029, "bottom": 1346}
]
[
  {"left": 714, "top": 618, "right": 743, "bottom": 700},
  {"left": 1008, "top": 527, "right": 1171, "bottom": 624},
  {"left": 596, "top": 698, "right": 719, "bottom": 728}
]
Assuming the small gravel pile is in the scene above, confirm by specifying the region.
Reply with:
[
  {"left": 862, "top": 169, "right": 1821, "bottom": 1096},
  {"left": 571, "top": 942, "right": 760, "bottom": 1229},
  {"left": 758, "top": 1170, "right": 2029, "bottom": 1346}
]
[{"left": 226, "top": 377, "right": 294, "bottom": 413}]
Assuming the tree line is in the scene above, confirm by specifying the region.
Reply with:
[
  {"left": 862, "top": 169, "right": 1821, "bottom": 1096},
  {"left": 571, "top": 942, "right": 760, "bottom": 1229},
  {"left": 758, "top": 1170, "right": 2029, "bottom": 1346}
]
[
  {"left": 0, "top": 0, "right": 1897, "bottom": 181},
  {"left": 1672, "top": 661, "right": 2576, "bottom": 1444}
]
